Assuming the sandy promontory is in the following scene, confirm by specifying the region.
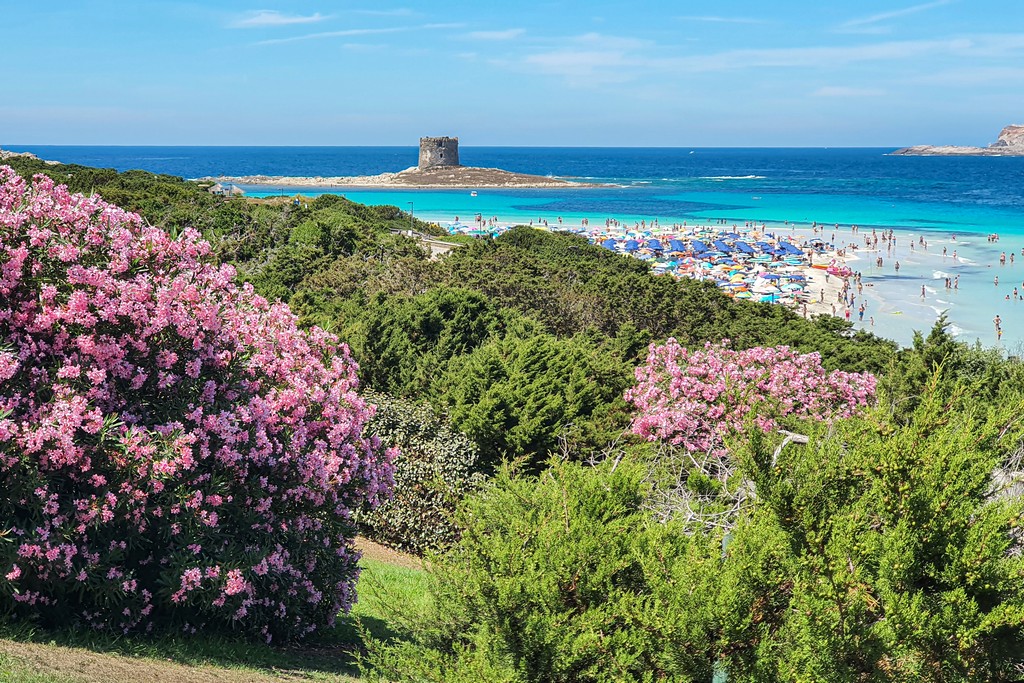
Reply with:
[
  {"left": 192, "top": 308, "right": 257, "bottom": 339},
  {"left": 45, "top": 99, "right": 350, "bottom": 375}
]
[{"left": 203, "top": 165, "right": 605, "bottom": 189}]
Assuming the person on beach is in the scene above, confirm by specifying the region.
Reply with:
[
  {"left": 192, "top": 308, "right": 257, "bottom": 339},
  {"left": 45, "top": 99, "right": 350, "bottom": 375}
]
[
  {"left": 995, "top": 276, "right": 1000, "bottom": 286},
  {"left": 995, "top": 315, "right": 1002, "bottom": 337},
  {"left": 895, "top": 261, "right": 900, "bottom": 272},
  {"left": 869, "top": 316, "right": 875, "bottom": 327},
  {"left": 954, "top": 275, "right": 959, "bottom": 289},
  {"left": 921, "top": 285, "right": 926, "bottom": 299},
  {"left": 858, "top": 304, "right": 865, "bottom": 321}
]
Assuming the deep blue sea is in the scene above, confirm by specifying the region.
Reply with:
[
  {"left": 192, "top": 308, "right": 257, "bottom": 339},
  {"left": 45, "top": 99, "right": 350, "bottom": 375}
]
[{"left": 7, "top": 145, "right": 1024, "bottom": 349}]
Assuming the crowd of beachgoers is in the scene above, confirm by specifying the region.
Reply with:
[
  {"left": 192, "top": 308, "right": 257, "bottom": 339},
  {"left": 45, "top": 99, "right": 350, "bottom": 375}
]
[{"left": 443, "top": 215, "right": 854, "bottom": 320}]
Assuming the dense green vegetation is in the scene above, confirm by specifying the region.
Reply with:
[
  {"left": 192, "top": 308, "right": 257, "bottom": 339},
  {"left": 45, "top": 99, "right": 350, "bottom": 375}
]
[
  {"left": 5, "top": 156, "right": 895, "bottom": 474},
  {"left": 5, "top": 159, "right": 1024, "bottom": 681},
  {"left": 365, "top": 344, "right": 1024, "bottom": 682}
]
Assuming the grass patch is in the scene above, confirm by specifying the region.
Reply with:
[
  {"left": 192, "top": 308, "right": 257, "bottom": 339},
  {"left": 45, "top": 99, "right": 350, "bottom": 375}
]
[
  {"left": 0, "top": 650, "right": 76, "bottom": 683},
  {"left": 0, "top": 554, "right": 429, "bottom": 682}
]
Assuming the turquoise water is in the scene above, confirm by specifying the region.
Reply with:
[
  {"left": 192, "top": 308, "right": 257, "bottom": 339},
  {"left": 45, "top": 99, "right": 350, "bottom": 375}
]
[
  {"left": 8, "top": 146, "right": 1024, "bottom": 349},
  {"left": 249, "top": 184, "right": 1024, "bottom": 350}
]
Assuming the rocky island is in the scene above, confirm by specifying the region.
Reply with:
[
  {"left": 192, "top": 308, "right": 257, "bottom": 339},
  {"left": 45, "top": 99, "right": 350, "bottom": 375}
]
[
  {"left": 0, "top": 148, "right": 57, "bottom": 164},
  {"left": 891, "top": 124, "right": 1024, "bottom": 156},
  {"left": 204, "top": 136, "right": 604, "bottom": 189},
  {"left": 204, "top": 164, "right": 599, "bottom": 189}
]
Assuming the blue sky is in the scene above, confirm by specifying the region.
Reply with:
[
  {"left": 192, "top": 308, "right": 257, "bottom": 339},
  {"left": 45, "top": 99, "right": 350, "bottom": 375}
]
[{"left": 3, "top": 1, "right": 1024, "bottom": 146}]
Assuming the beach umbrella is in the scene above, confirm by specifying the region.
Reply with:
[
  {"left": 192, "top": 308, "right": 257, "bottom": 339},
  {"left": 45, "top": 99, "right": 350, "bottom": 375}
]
[
  {"left": 624, "top": 239, "right": 640, "bottom": 252},
  {"left": 647, "top": 239, "right": 664, "bottom": 251},
  {"left": 601, "top": 238, "right": 617, "bottom": 250},
  {"left": 762, "top": 273, "right": 782, "bottom": 280}
]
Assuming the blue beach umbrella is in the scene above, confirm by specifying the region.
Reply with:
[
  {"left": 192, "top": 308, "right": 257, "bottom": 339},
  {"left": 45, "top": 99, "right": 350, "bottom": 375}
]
[
  {"left": 624, "top": 239, "right": 640, "bottom": 252},
  {"left": 647, "top": 239, "right": 664, "bottom": 251},
  {"left": 601, "top": 238, "right": 617, "bottom": 250}
]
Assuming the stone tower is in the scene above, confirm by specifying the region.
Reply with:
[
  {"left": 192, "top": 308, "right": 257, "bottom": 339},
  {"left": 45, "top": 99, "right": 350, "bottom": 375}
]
[{"left": 418, "top": 136, "right": 460, "bottom": 169}]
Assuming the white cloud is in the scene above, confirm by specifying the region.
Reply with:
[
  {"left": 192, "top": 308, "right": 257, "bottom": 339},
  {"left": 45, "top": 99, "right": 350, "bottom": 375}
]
[
  {"left": 255, "top": 27, "right": 407, "bottom": 46},
  {"left": 677, "top": 16, "right": 768, "bottom": 25},
  {"left": 466, "top": 28, "right": 525, "bottom": 41},
  {"left": 521, "top": 50, "right": 641, "bottom": 87},
  {"left": 812, "top": 86, "right": 885, "bottom": 97},
  {"left": 253, "top": 22, "right": 464, "bottom": 46},
  {"left": 352, "top": 8, "right": 416, "bottom": 17},
  {"left": 912, "top": 66, "right": 1024, "bottom": 85},
  {"left": 231, "top": 10, "right": 328, "bottom": 28},
  {"left": 838, "top": 0, "right": 955, "bottom": 32},
  {"left": 509, "top": 31, "right": 1024, "bottom": 88}
]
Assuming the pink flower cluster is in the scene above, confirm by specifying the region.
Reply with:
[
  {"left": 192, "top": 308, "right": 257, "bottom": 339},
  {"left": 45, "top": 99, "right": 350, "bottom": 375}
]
[
  {"left": 0, "top": 167, "right": 394, "bottom": 640},
  {"left": 625, "top": 339, "right": 876, "bottom": 456}
]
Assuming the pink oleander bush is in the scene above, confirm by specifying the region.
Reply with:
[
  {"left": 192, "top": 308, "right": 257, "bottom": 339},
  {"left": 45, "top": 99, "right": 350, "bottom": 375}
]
[
  {"left": 0, "top": 167, "right": 393, "bottom": 641},
  {"left": 625, "top": 339, "right": 876, "bottom": 455}
]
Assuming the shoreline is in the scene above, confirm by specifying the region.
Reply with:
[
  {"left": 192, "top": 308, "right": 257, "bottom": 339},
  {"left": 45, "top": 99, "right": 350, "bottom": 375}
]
[
  {"left": 203, "top": 165, "right": 610, "bottom": 190},
  {"left": 425, "top": 211, "right": 859, "bottom": 325}
]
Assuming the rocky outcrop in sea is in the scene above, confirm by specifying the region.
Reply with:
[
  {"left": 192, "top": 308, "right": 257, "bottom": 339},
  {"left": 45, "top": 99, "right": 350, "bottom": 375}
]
[{"left": 891, "top": 124, "right": 1024, "bottom": 156}]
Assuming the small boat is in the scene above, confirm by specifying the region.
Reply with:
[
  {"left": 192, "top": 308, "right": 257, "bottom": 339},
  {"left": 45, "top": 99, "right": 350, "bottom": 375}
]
[{"left": 470, "top": 191, "right": 478, "bottom": 197}]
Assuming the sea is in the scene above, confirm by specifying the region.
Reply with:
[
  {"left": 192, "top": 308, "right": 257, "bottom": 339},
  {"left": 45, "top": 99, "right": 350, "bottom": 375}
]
[{"left": 6, "top": 145, "right": 1024, "bottom": 350}]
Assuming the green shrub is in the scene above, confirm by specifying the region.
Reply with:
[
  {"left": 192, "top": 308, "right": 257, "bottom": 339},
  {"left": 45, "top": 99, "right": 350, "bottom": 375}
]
[
  {"left": 363, "top": 459, "right": 721, "bottom": 682},
  {"left": 435, "top": 332, "right": 628, "bottom": 470},
  {"left": 359, "top": 393, "right": 485, "bottom": 555}
]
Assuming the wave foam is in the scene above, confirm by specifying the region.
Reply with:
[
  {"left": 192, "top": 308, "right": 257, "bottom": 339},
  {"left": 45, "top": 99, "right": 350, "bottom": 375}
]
[
  {"left": 701, "top": 175, "right": 767, "bottom": 181},
  {"left": 932, "top": 270, "right": 951, "bottom": 279}
]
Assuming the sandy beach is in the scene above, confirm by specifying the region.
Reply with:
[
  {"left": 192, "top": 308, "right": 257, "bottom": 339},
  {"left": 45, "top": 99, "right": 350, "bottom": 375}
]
[
  {"left": 427, "top": 211, "right": 861, "bottom": 325},
  {"left": 204, "top": 165, "right": 604, "bottom": 189}
]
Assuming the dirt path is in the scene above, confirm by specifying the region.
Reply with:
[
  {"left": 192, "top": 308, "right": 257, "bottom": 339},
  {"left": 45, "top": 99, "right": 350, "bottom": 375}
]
[
  {"left": 354, "top": 536, "right": 425, "bottom": 571},
  {"left": 1, "top": 639, "right": 358, "bottom": 683}
]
